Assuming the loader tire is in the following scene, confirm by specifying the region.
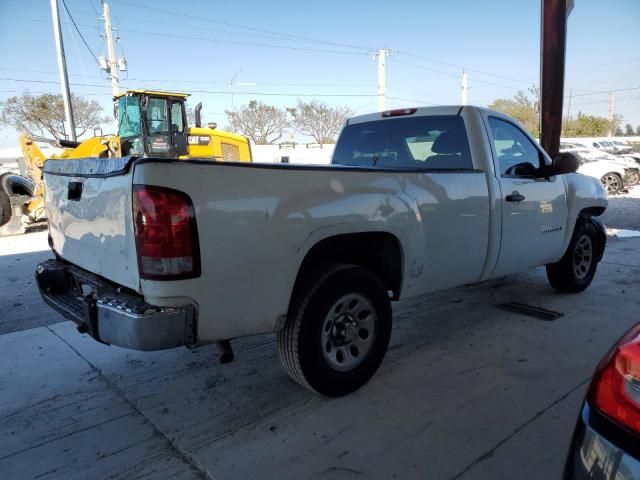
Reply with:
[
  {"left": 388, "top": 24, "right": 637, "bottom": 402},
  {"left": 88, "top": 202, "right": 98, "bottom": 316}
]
[
  {"left": 0, "top": 188, "right": 10, "bottom": 227},
  {"left": 278, "top": 264, "right": 392, "bottom": 397},
  {"left": 0, "top": 173, "right": 35, "bottom": 197}
]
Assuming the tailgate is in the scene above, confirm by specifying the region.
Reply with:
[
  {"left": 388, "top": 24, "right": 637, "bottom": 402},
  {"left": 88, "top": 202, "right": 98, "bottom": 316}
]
[{"left": 43, "top": 157, "right": 140, "bottom": 291}]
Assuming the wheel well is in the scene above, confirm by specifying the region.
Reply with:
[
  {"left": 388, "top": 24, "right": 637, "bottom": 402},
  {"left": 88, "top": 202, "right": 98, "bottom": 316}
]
[
  {"left": 292, "top": 232, "right": 403, "bottom": 302},
  {"left": 578, "top": 206, "right": 605, "bottom": 218}
]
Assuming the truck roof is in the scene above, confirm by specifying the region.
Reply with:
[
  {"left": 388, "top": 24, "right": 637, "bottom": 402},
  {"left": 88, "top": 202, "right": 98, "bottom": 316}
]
[
  {"left": 347, "top": 105, "right": 497, "bottom": 125},
  {"left": 113, "top": 89, "right": 190, "bottom": 99}
]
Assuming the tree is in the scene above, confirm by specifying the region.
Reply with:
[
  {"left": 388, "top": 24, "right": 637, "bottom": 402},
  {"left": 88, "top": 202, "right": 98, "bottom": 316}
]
[
  {"left": 563, "top": 112, "right": 611, "bottom": 137},
  {"left": 636, "top": 125, "right": 640, "bottom": 136},
  {"left": 287, "top": 99, "right": 353, "bottom": 144},
  {"left": 624, "top": 123, "right": 634, "bottom": 136},
  {"left": 615, "top": 126, "right": 624, "bottom": 136},
  {"left": 0, "top": 92, "right": 110, "bottom": 140},
  {"left": 489, "top": 86, "right": 540, "bottom": 137},
  {"left": 225, "top": 101, "right": 289, "bottom": 144}
]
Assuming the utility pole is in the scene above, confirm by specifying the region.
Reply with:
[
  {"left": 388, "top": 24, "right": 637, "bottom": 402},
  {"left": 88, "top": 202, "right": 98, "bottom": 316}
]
[
  {"left": 50, "top": 0, "right": 76, "bottom": 141},
  {"left": 461, "top": 69, "right": 468, "bottom": 105},
  {"left": 563, "top": 87, "right": 572, "bottom": 134},
  {"left": 230, "top": 69, "right": 242, "bottom": 110},
  {"left": 102, "top": 2, "right": 120, "bottom": 97},
  {"left": 375, "top": 49, "right": 389, "bottom": 112},
  {"left": 607, "top": 91, "right": 616, "bottom": 137}
]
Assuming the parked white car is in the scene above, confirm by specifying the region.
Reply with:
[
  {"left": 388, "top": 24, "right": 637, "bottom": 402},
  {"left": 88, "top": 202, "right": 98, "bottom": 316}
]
[
  {"left": 36, "top": 106, "right": 608, "bottom": 396},
  {"left": 561, "top": 146, "right": 639, "bottom": 192}
]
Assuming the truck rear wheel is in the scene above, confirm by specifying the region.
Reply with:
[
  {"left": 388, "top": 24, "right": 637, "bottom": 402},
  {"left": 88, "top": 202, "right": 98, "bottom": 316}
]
[
  {"left": 278, "top": 265, "right": 392, "bottom": 397},
  {"left": 546, "top": 220, "right": 599, "bottom": 293}
]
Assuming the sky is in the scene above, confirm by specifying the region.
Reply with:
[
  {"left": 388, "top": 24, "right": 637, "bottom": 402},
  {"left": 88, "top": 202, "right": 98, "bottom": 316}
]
[{"left": 0, "top": 0, "right": 638, "bottom": 147}]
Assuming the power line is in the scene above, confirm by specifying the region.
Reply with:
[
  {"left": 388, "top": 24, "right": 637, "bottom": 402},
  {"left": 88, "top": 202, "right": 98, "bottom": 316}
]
[
  {"left": 0, "top": 77, "right": 112, "bottom": 89},
  {"left": 388, "top": 58, "right": 459, "bottom": 79},
  {"left": 109, "top": 0, "right": 374, "bottom": 53},
  {"left": 386, "top": 96, "right": 440, "bottom": 106},
  {"left": 0, "top": 76, "right": 378, "bottom": 97},
  {"left": 571, "top": 86, "right": 640, "bottom": 97},
  {"left": 116, "top": 27, "right": 371, "bottom": 56},
  {"left": 393, "top": 50, "right": 535, "bottom": 85},
  {"left": 389, "top": 57, "right": 521, "bottom": 90},
  {"left": 571, "top": 95, "right": 640, "bottom": 106},
  {"left": 60, "top": 0, "right": 100, "bottom": 64}
]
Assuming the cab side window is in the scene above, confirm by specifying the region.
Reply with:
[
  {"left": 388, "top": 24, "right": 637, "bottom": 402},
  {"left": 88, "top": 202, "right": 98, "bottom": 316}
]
[{"left": 488, "top": 117, "right": 541, "bottom": 177}]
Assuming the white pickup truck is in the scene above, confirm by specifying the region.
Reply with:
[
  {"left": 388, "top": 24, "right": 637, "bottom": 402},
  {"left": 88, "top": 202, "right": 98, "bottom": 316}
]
[{"left": 36, "top": 106, "right": 608, "bottom": 396}]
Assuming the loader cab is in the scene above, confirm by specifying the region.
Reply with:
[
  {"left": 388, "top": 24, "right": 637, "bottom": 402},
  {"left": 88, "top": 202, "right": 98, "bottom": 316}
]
[{"left": 115, "top": 90, "right": 188, "bottom": 158}]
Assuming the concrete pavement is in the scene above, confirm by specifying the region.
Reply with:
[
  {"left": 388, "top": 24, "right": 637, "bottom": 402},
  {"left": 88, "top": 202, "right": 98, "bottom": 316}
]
[{"left": 1, "top": 232, "right": 639, "bottom": 479}]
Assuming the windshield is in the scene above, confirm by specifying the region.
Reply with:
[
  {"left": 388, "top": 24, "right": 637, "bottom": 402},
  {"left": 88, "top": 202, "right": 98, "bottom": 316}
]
[
  {"left": 117, "top": 96, "right": 142, "bottom": 138},
  {"left": 147, "top": 98, "right": 169, "bottom": 135}
]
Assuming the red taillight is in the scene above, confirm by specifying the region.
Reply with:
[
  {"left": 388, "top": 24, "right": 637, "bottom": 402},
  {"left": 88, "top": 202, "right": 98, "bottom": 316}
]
[
  {"left": 133, "top": 185, "right": 200, "bottom": 280},
  {"left": 588, "top": 323, "right": 640, "bottom": 434},
  {"left": 381, "top": 108, "right": 417, "bottom": 117}
]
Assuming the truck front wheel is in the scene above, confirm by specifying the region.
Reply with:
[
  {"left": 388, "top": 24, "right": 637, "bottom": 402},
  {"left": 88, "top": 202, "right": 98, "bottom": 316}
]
[
  {"left": 546, "top": 220, "right": 600, "bottom": 293},
  {"left": 278, "top": 265, "right": 392, "bottom": 396}
]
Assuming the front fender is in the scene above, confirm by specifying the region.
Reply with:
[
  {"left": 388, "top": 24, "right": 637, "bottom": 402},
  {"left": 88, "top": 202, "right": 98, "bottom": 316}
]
[{"left": 561, "top": 173, "right": 608, "bottom": 253}]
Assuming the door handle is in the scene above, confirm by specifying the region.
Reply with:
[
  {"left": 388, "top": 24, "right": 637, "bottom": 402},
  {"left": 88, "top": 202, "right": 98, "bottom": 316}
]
[{"left": 505, "top": 191, "right": 525, "bottom": 203}]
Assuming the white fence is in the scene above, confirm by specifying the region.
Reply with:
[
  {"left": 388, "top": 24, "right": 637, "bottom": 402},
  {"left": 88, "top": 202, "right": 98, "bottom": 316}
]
[{"left": 251, "top": 144, "right": 335, "bottom": 165}]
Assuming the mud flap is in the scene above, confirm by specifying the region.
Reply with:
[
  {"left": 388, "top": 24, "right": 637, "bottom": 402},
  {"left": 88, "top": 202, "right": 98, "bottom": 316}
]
[{"left": 589, "top": 217, "right": 607, "bottom": 262}]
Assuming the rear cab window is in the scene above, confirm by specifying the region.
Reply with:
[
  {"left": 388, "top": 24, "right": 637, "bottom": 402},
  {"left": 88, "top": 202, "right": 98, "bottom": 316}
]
[{"left": 332, "top": 115, "right": 473, "bottom": 170}]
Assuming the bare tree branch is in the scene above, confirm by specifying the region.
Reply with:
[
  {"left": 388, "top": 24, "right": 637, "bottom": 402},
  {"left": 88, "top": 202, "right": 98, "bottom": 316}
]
[
  {"left": 225, "top": 101, "right": 289, "bottom": 145},
  {"left": 289, "top": 99, "right": 353, "bottom": 144},
  {"left": 0, "top": 92, "right": 110, "bottom": 140}
]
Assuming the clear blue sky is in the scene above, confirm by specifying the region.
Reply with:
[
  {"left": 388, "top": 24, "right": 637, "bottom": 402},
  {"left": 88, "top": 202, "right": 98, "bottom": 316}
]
[{"left": 0, "top": 0, "right": 638, "bottom": 146}]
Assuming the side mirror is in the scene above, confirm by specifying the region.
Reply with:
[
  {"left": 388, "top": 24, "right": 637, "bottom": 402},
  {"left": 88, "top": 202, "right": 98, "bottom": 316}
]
[{"left": 547, "top": 152, "right": 579, "bottom": 176}]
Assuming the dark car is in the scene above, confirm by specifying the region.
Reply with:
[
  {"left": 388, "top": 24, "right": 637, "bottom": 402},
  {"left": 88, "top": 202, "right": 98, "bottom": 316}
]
[{"left": 564, "top": 322, "right": 640, "bottom": 479}]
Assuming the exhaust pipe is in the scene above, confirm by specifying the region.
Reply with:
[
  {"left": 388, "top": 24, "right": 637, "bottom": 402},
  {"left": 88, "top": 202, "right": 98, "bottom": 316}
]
[
  {"left": 216, "top": 340, "right": 234, "bottom": 364},
  {"left": 194, "top": 102, "right": 203, "bottom": 128}
]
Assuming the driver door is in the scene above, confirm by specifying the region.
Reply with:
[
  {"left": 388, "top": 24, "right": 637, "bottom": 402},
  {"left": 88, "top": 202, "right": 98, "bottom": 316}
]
[
  {"left": 488, "top": 117, "right": 568, "bottom": 277},
  {"left": 170, "top": 101, "right": 188, "bottom": 157}
]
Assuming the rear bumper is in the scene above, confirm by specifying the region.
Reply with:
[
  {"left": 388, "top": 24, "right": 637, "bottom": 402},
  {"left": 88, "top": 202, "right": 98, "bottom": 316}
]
[
  {"left": 35, "top": 259, "right": 196, "bottom": 351},
  {"left": 564, "top": 403, "right": 640, "bottom": 480}
]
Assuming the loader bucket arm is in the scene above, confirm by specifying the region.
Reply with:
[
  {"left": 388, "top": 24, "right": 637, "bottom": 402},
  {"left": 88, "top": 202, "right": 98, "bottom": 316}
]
[{"left": 18, "top": 134, "right": 47, "bottom": 184}]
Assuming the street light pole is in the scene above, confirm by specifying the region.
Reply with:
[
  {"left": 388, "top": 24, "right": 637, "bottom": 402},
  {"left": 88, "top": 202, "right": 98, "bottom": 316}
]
[
  {"left": 230, "top": 69, "right": 242, "bottom": 110},
  {"left": 461, "top": 69, "right": 468, "bottom": 105},
  {"left": 50, "top": 0, "right": 76, "bottom": 141}
]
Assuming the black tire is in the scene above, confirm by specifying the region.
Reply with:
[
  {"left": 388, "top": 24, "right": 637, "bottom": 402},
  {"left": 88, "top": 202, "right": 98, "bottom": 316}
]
[
  {"left": 600, "top": 172, "right": 623, "bottom": 195},
  {"left": 546, "top": 220, "right": 599, "bottom": 293},
  {"left": 0, "top": 173, "right": 35, "bottom": 197},
  {"left": 278, "top": 264, "right": 392, "bottom": 397},
  {"left": 623, "top": 168, "right": 639, "bottom": 186},
  {"left": 0, "top": 187, "right": 10, "bottom": 227}
]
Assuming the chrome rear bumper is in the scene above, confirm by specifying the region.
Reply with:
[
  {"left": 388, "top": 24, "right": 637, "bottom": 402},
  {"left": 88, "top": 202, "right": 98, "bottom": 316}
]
[{"left": 35, "top": 259, "right": 196, "bottom": 351}]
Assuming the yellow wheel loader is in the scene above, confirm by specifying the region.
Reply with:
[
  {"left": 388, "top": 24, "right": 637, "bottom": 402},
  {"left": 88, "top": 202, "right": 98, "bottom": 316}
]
[{"left": 0, "top": 90, "right": 251, "bottom": 236}]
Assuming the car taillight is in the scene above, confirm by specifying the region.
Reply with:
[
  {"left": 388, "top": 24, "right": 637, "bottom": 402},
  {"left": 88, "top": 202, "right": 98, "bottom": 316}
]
[
  {"left": 381, "top": 108, "right": 417, "bottom": 117},
  {"left": 588, "top": 323, "right": 640, "bottom": 434},
  {"left": 132, "top": 185, "right": 200, "bottom": 280}
]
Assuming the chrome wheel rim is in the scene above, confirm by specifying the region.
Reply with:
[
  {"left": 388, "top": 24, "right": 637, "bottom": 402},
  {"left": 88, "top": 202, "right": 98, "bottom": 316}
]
[
  {"left": 601, "top": 174, "right": 620, "bottom": 194},
  {"left": 625, "top": 171, "right": 639, "bottom": 185},
  {"left": 573, "top": 235, "right": 593, "bottom": 280},
  {"left": 321, "top": 293, "right": 376, "bottom": 372}
]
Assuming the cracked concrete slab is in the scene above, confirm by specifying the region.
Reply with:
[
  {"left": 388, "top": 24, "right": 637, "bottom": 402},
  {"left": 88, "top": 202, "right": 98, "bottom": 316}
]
[{"left": 1, "top": 234, "right": 639, "bottom": 479}]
